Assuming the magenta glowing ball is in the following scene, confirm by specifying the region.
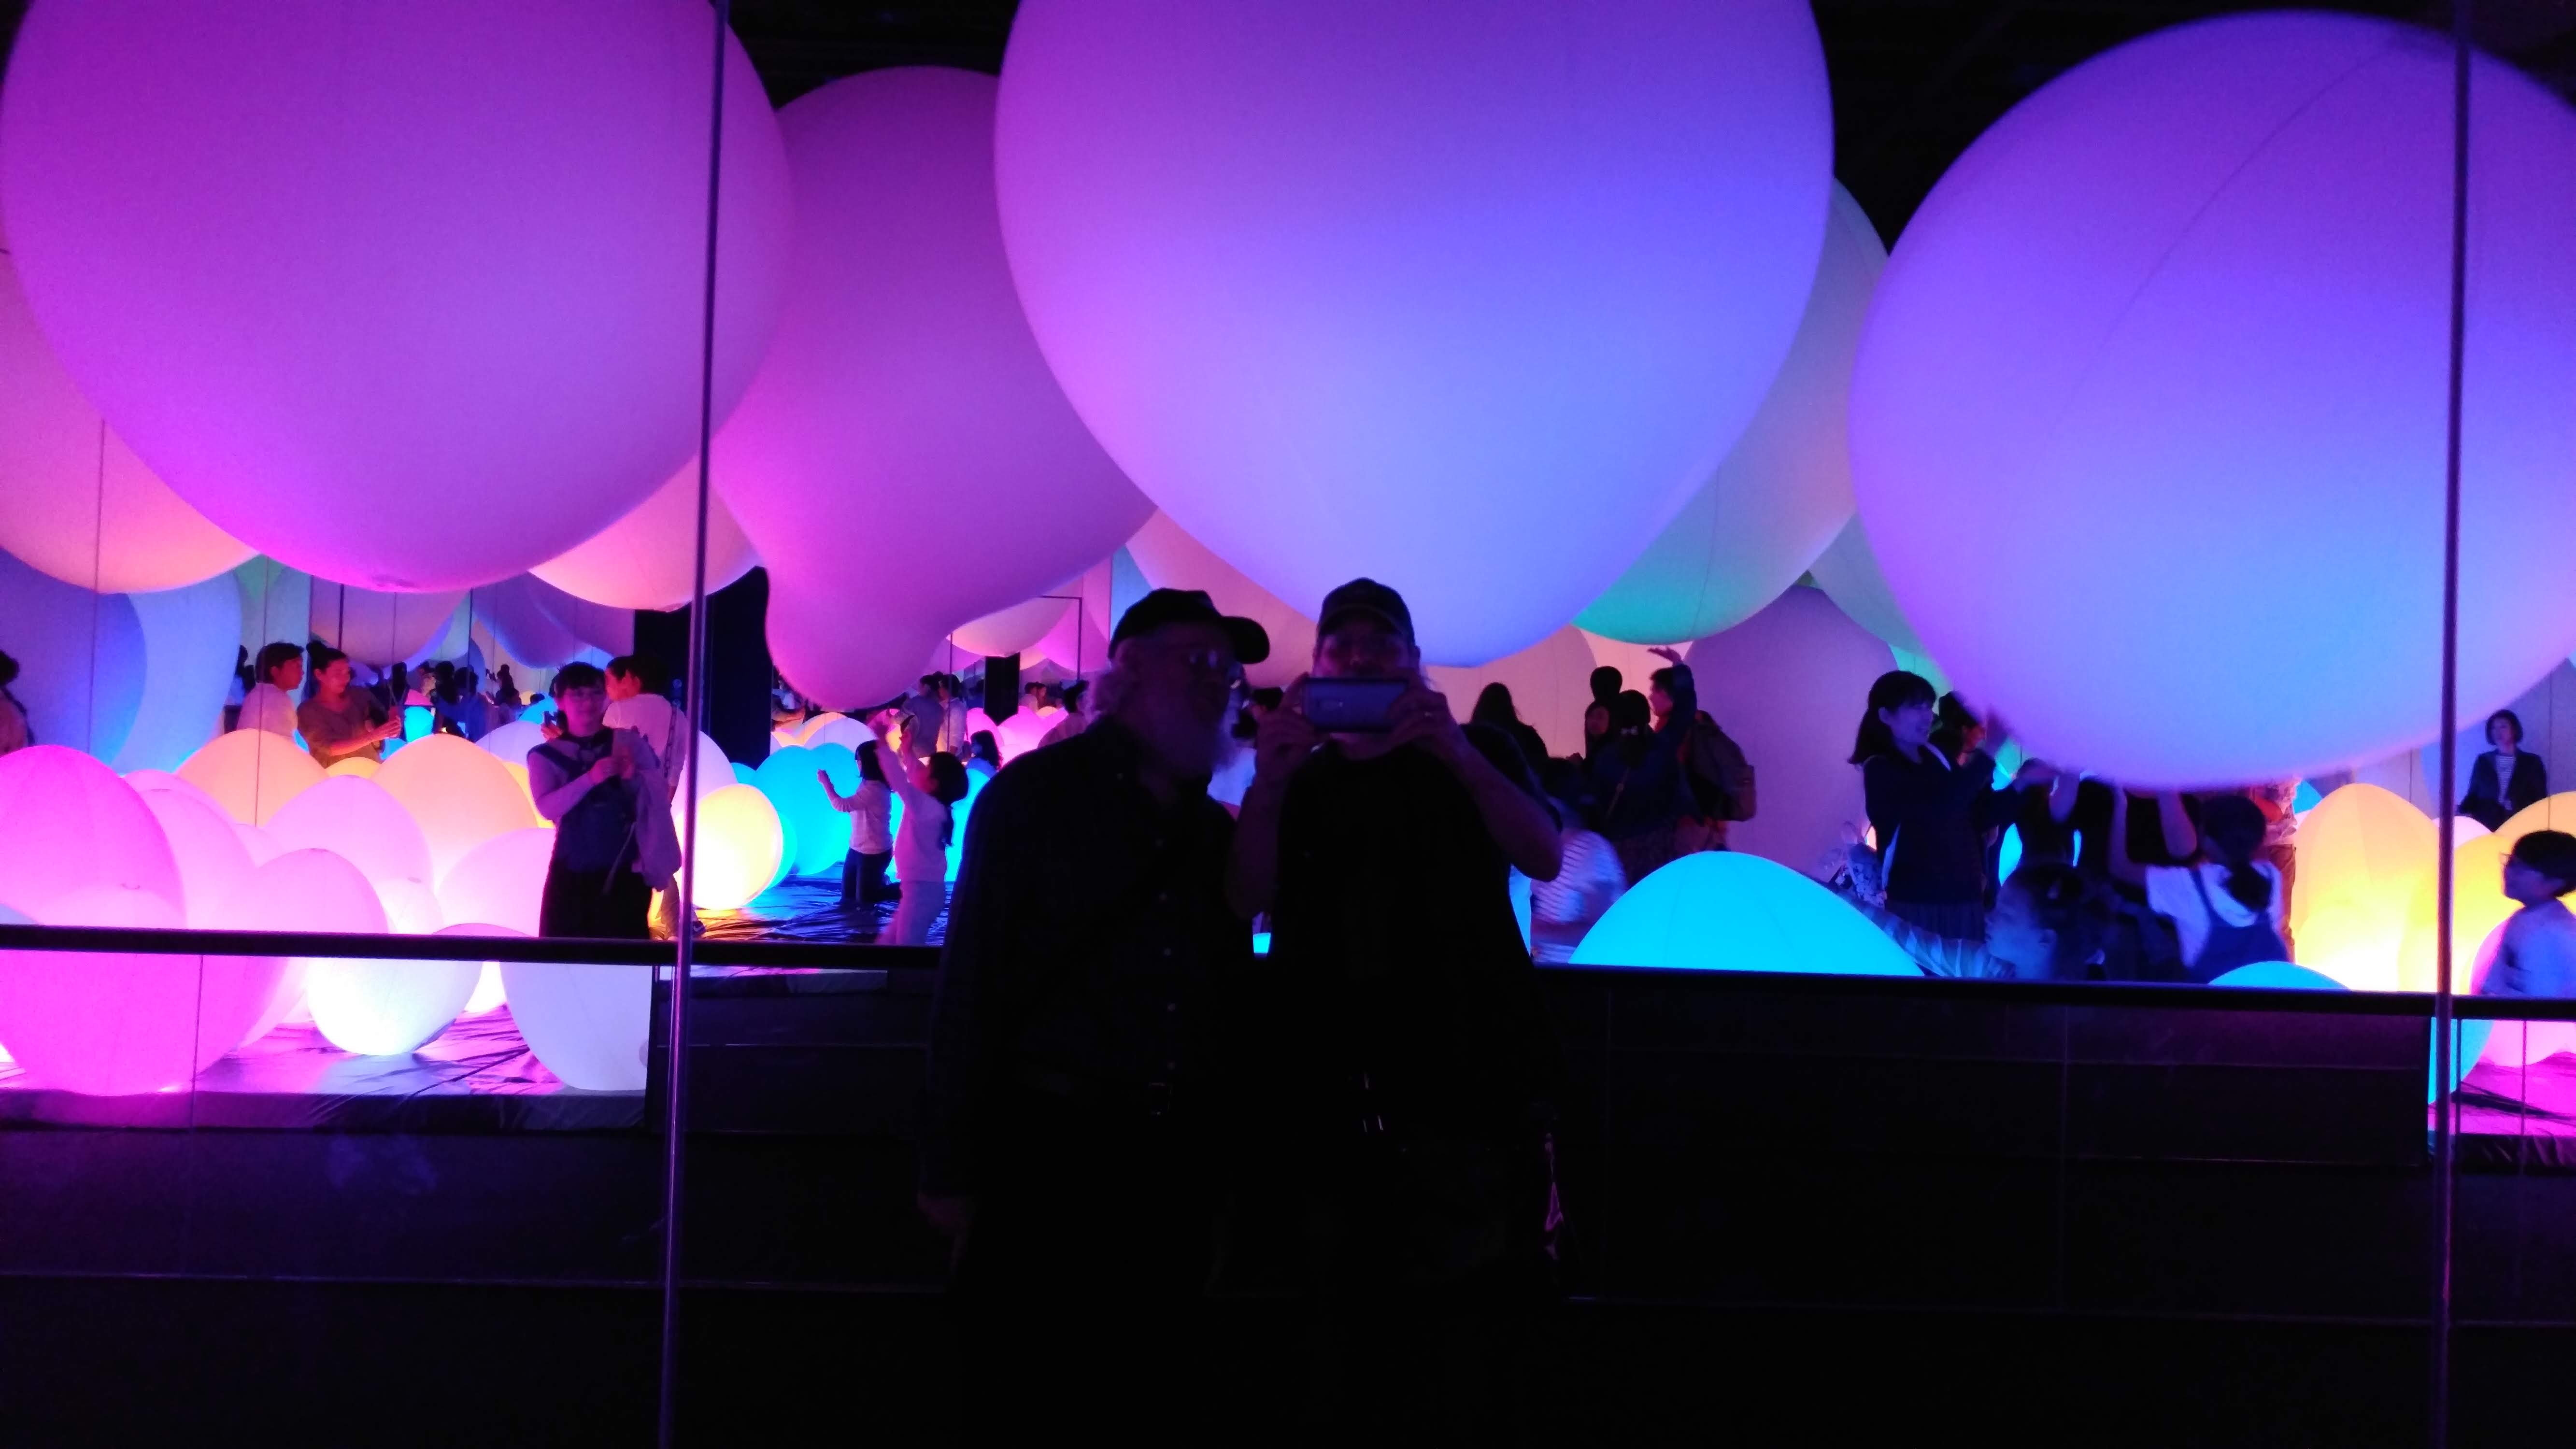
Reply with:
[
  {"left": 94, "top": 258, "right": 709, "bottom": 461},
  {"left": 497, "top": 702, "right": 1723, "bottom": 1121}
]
[
  {"left": 0, "top": 0, "right": 792, "bottom": 591},
  {"left": 0, "top": 246, "right": 248, "bottom": 594},
  {"left": 713, "top": 67, "right": 1152, "bottom": 694},
  {"left": 1849, "top": 13, "right": 2576, "bottom": 787},
  {"left": 531, "top": 463, "right": 759, "bottom": 613},
  {"left": 1579, "top": 184, "right": 1887, "bottom": 646},
  {"left": 0, "top": 744, "right": 182, "bottom": 921},
  {"left": 995, "top": 0, "right": 1831, "bottom": 666},
  {"left": 0, "top": 885, "right": 284, "bottom": 1096}
]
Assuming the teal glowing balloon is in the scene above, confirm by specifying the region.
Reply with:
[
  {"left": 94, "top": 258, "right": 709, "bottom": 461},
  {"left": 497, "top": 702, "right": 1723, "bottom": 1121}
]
[
  {"left": 1571, "top": 850, "right": 1916, "bottom": 975},
  {"left": 752, "top": 743, "right": 847, "bottom": 879}
]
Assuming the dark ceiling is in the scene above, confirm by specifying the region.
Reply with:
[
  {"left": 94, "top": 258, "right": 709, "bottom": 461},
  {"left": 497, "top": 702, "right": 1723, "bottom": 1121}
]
[{"left": 6, "top": 0, "right": 2573, "bottom": 242}]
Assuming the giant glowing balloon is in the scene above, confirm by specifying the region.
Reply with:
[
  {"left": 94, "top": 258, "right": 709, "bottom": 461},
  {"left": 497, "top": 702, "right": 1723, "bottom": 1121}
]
[
  {"left": 1684, "top": 588, "right": 1896, "bottom": 879},
  {"left": 532, "top": 582, "right": 635, "bottom": 659},
  {"left": 532, "top": 464, "right": 758, "bottom": 612},
  {"left": 1804, "top": 517, "right": 1932, "bottom": 661},
  {"left": 1571, "top": 850, "right": 1915, "bottom": 975},
  {"left": 1579, "top": 185, "right": 1886, "bottom": 645},
  {"left": 1427, "top": 626, "right": 1598, "bottom": 760},
  {"left": 503, "top": 955, "right": 651, "bottom": 1093},
  {"left": 713, "top": 67, "right": 1152, "bottom": 689},
  {"left": 0, "top": 745, "right": 185, "bottom": 922},
  {"left": 0, "top": 246, "right": 248, "bottom": 592},
  {"left": 0, "top": 547, "right": 143, "bottom": 758},
  {"left": 2291, "top": 784, "right": 2439, "bottom": 991},
  {"left": 475, "top": 575, "right": 590, "bottom": 670},
  {"left": 0, "top": 886, "right": 282, "bottom": 1095},
  {"left": 176, "top": 729, "right": 325, "bottom": 825},
  {"left": 952, "top": 594, "right": 1072, "bottom": 661},
  {"left": 1122, "top": 513, "right": 1314, "bottom": 688},
  {"left": 436, "top": 827, "right": 557, "bottom": 938},
  {"left": 1849, "top": 13, "right": 2576, "bottom": 786},
  {"left": 754, "top": 744, "right": 850, "bottom": 879},
  {"left": 109, "top": 573, "right": 244, "bottom": 775},
  {"left": 996, "top": 1, "right": 1831, "bottom": 665},
  {"left": 373, "top": 735, "right": 541, "bottom": 881},
  {"left": 309, "top": 581, "right": 467, "bottom": 668},
  {"left": 0, "top": 0, "right": 793, "bottom": 591},
  {"left": 684, "top": 784, "right": 784, "bottom": 910}
]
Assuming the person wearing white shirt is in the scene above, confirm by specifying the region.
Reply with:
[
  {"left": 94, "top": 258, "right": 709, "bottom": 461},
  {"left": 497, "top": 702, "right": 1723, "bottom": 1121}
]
[
  {"left": 2110, "top": 789, "right": 2288, "bottom": 980},
  {"left": 605, "top": 654, "right": 682, "bottom": 785},
  {"left": 236, "top": 642, "right": 305, "bottom": 739}
]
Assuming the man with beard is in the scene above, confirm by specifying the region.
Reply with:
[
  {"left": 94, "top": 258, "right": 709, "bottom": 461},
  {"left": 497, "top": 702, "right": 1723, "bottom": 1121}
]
[{"left": 921, "top": 587, "right": 1268, "bottom": 1431}]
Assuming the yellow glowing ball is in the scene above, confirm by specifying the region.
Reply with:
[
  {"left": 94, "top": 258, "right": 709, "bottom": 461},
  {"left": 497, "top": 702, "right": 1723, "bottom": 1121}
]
[
  {"left": 2392, "top": 792, "right": 2576, "bottom": 993},
  {"left": 326, "top": 755, "right": 379, "bottom": 779},
  {"left": 372, "top": 734, "right": 541, "bottom": 881},
  {"left": 685, "top": 784, "right": 783, "bottom": 910},
  {"left": 176, "top": 728, "right": 324, "bottom": 825},
  {"left": 2290, "top": 783, "right": 2436, "bottom": 991}
]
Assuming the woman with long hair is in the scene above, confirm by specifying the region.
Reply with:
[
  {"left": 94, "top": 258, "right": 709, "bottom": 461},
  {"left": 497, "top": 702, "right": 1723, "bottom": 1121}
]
[
  {"left": 821, "top": 740, "right": 897, "bottom": 908},
  {"left": 871, "top": 712, "right": 970, "bottom": 945},
  {"left": 1852, "top": 670, "right": 2037, "bottom": 940}
]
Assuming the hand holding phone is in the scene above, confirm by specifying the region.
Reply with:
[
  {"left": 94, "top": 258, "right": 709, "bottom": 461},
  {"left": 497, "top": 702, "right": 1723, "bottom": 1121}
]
[{"left": 1301, "top": 677, "right": 1409, "bottom": 734}]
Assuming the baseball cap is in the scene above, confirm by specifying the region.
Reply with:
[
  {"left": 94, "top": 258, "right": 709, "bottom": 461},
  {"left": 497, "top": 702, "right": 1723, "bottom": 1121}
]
[
  {"left": 1316, "top": 577, "right": 1414, "bottom": 644},
  {"left": 1110, "top": 588, "right": 1271, "bottom": 666}
]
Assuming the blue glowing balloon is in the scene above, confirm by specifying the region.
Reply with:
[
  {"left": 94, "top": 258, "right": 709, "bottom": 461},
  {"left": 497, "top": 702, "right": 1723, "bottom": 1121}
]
[
  {"left": 2208, "top": 961, "right": 2344, "bottom": 991},
  {"left": 1571, "top": 850, "right": 1916, "bottom": 975},
  {"left": 752, "top": 743, "right": 845, "bottom": 879}
]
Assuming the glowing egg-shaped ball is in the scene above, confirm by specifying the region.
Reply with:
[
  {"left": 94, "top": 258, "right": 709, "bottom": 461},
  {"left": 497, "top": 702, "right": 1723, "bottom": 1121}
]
[
  {"left": 1572, "top": 851, "right": 1915, "bottom": 975},
  {"left": 1847, "top": 14, "right": 2576, "bottom": 786},
  {"left": 754, "top": 744, "right": 851, "bottom": 878},
  {"left": 683, "top": 784, "right": 784, "bottom": 910},
  {"left": 1804, "top": 517, "right": 1929, "bottom": 667},
  {"left": 176, "top": 729, "right": 324, "bottom": 826},
  {"left": 532, "top": 464, "right": 758, "bottom": 612},
  {"left": 435, "top": 827, "right": 557, "bottom": 939},
  {"left": 0, "top": 547, "right": 144, "bottom": 758},
  {"left": 952, "top": 594, "right": 1072, "bottom": 661},
  {"left": 0, "top": 886, "right": 279, "bottom": 1095},
  {"left": 996, "top": 2, "right": 1830, "bottom": 665},
  {"left": 0, "top": 0, "right": 794, "bottom": 592},
  {"left": 306, "top": 948, "right": 479, "bottom": 1058},
  {"left": 2395, "top": 831, "right": 2515, "bottom": 994},
  {"left": 714, "top": 69, "right": 1153, "bottom": 693},
  {"left": 2290, "top": 784, "right": 2438, "bottom": 991},
  {"left": 373, "top": 735, "right": 542, "bottom": 881},
  {"left": 476, "top": 721, "right": 549, "bottom": 773},
  {"left": 1121, "top": 513, "right": 1316, "bottom": 688},
  {"left": 2209, "top": 962, "right": 2345, "bottom": 991},
  {"left": 671, "top": 732, "right": 732, "bottom": 804},
  {"left": 326, "top": 756, "right": 381, "bottom": 780},
  {"left": 123, "top": 768, "right": 225, "bottom": 819},
  {"left": 503, "top": 950, "right": 651, "bottom": 1093},
  {"left": 138, "top": 787, "right": 256, "bottom": 929},
  {"left": 1578, "top": 184, "right": 1885, "bottom": 646},
  {"left": 0, "top": 246, "right": 247, "bottom": 592},
  {"left": 235, "top": 847, "right": 390, "bottom": 1045},
  {"left": 1682, "top": 587, "right": 1894, "bottom": 880},
  {"left": 1427, "top": 626, "right": 1598, "bottom": 760},
  {"left": 109, "top": 573, "right": 250, "bottom": 775},
  {"left": 0, "top": 745, "right": 183, "bottom": 919},
  {"left": 308, "top": 582, "right": 467, "bottom": 668},
  {"left": 266, "top": 777, "right": 434, "bottom": 903}
]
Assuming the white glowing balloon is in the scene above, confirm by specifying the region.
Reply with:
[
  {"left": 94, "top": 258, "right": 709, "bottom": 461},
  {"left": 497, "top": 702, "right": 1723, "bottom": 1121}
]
[
  {"left": 0, "top": 246, "right": 249, "bottom": 592},
  {"left": 110, "top": 573, "right": 245, "bottom": 774},
  {"left": 952, "top": 594, "right": 1072, "bottom": 660},
  {"left": 0, "top": 0, "right": 793, "bottom": 591},
  {"left": 309, "top": 581, "right": 467, "bottom": 668},
  {"left": 685, "top": 784, "right": 784, "bottom": 910},
  {"left": 1684, "top": 588, "right": 1897, "bottom": 880},
  {"left": 0, "top": 745, "right": 183, "bottom": 919},
  {"left": 0, "top": 886, "right": 281, "bottom": 1095},
  {"left": 0, "top": 546, "right": 143, "bottom": 758},
  {"left": 1122, "top": 513, "right": 1314, "bottom": 688},
  {"left": 715, "top": 67, "right": 1152, "bottom": 693},
  {"left": 436, "top": 827, "right": 558, "bottom": 939},
  {"left": 1572, "top": 850, "right": 1916, "bottom": 975},
  {"left": 1427, "top": 627, "right": 1598, "bottom": 760},
  {"left": 1580, "top": 184, "right": 1887, "bottom": 645},
  {"left": 503, "top": 954, "right": 651, "bottom": 1092},
  {"left": 462, "top": 961, "right": 507, "bottom": 1018},
  {"left": 373, "top": 734, "right": 541, "bottom": 881},
  {"left": 476, "top": 720, "right": 550, "bottom": 772},
  {"left": 996, "top": 1, "right": 1830, "bottom": 664},
  {"left": 1804, "top": 516, "right": 1929, "bottom": 659},
  {"left": 176, "top": 728, "right": 324, "bottom": 826},
  {"left": 532, "top": 463, "right": 758, "bottom": 611},
  {"left": 1849, "top": 12, "right": 2576, "bottom": 787},
  {"left": 123, "top": 768, "right": 225, "bottom": 819},
  {"left": 138, "top": 787, "right": 256, "bottom": 929},
  {"left": 306, "top": 950, "right": 480, "bottom": 1057},
  {"left": 266, "top": 777, "right": 434, "bottom": 898},
  {"left": 236, "top": 847, "right": 390, "bottom": 1045}
]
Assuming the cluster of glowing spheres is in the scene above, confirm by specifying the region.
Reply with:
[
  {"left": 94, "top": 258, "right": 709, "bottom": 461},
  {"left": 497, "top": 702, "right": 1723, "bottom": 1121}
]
[
  {"left": 1572, "top": 852, "right": 1917, "bottom": 976},
  {"left": 1850, "top": 12, "right": 2576, "bottom": 786},
  {"left": 1579, "top": 185, "right": 1887, "bottom": 646},
  {"left": 683, "top": 784, "right": 787, "bottom": 910},
  {"left": 373, "top": 735, "right": 542, "bottom": 881},
  {"left": 717, "top": 67, "right": 1150, "bottom": 708},
  {"left": 531, "top": 464, "right": 759, "bottom": 612},
  {"left": 997, "top": 0, "right": 1830, "bottom": 665},
  {"left": 0, "top": 0, "right": 793, "bottom": 590}
]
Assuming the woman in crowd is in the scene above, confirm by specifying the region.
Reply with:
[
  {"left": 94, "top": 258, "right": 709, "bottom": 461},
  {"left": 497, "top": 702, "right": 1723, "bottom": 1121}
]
[
  {"left": 1592, "top": 689, "right": 1692, "bottom": 883},
  {"left": 965, "top": 730, "right": 1004, "bottom": 781},
  {"left": 526, "top": 661, "right": 673, "bottom": 938},
  {"left": 2108, "top": 788, "right": 2287, "bottom": 981},
  {"left": 297, "top": 645, "right": 400, "bottom": 767},
  {"left": 872, "top": 712, "right": 970, "bottom": 946},
  {"left": 237, "top": 642, "right": 304, "bottom": 739},
  {"left": 492, "top": 665, "right": 523, "bottom": 714},
  {"left": 1580, "top": 698, "right": 1612, "bottom": 767},
  {"left": 821, "top": 741, "right": 897, "bottom": 909},
  {"left": 2461, "top": 708, "right": 2548, "bottom": 832},
  {"left": 1470, "top": 682, "right": 1551, "bottom": 775},
  {"left": 1852, "top": 670, "right": 2035, "bottom": 939}
]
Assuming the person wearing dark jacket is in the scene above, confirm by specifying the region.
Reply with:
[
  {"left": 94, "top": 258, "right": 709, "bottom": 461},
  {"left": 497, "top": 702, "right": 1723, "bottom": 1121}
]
[
  {"left": 2461, "top": 709, "right": 2548, "bottom": 832},
  {"left": 1853, "top": 670, "right": 2045, "bottom": 940}
]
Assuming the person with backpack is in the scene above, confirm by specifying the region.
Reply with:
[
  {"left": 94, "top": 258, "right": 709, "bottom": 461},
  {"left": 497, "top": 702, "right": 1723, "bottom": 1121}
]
[
  {"left": 2107, "top": 788, "right": 2287, "bottom": 981},
  {"left": 1645, "top": 649, "right": 1755, "bottom": 852}
]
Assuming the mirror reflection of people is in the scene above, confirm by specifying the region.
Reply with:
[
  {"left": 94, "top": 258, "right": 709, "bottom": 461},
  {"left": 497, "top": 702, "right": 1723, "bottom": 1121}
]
[
  {"left": 920, "top": 588, "right": 1267, "bottom": 1434},
  {"left": 1851, "top": 670, "right": 2037, "bottom": 940},
  {"left": 526, "top": 662, "right": 672, "bottom": 939},
  {"left": 871, "top": 713, "right": 968, "bottom": 946},
  {"left": 237, "top": 642, "right": 304, "bottom": 739},
  {"left": 2462, "top": 709, "right": 2548, "bottom": 833},
  {"left": 2108, "top": 789, "right": 2287, "bottom": 982},
  {"left": 820, "top": 741, "right": 897, "bottom": 910},
  {"left": 2483, "top": 829, "right": 2576, "bottom": 999},
  {"left": 296, "top": 645, "right": 400, "bottom": 767}
]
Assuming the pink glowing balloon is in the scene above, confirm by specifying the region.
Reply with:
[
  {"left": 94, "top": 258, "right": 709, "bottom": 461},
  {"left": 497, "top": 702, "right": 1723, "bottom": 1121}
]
[
  {"left": 232, "top": 846, "right": 388, "bottom": 1045},
  {"left": 995, "top": 0, "right": 1831, "bottom": 665},
  {"left": 0, "top": 0, "right": 792, "bottom": 591},
  {"left": 138, "top": 787, "right": 257, "bottom": 929},
  {"left": 1849, "top": 13, "right": 2576, "bottom": 786},
  {"left": 0, "top": 246, "right": 248, "bottom": 593},
  {"left": 1122, "top": 513, "right": 1315, "bottom": 689},
  {"left": 714, "top": 68, "right": 1152, "bottom": 685},
  {"left": 531, "top": 463, "right": 758, "bottom": 612},
  {"left": 952, "top": 594, "right": 1072, "bottom": 660},
  {"left": 0, "top": 886, "right": 283, "bottom": 1096},
  {"left": 1683, "top": 587, "right": 1896, "bottom": 881},
  {"left": 0, "top": 745, "right": 183, "bottom": 920},
  {"left": 309, "top": 581, "right": 466, "bottom": 668}
]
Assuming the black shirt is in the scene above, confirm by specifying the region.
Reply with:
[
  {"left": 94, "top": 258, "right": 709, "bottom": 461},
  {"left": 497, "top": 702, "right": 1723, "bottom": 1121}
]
[
  {"left": 1267, "top": 733, "right": 1555, "bottom": 1141},
  {"left": 922, "top": 720, "right": 1251, "bottom": 1195},
  {"left": 1863, "top": 748, "right": 2014, "bottom": 907}
]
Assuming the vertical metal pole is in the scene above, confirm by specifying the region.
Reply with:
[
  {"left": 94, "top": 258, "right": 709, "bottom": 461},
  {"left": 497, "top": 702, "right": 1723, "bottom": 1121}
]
[
  {"left": 659, "top": 2, "right": 729, "bottom": 1443},
  {"left": 2431, "top": 6, "right": 2473, "bottom": 1446}
]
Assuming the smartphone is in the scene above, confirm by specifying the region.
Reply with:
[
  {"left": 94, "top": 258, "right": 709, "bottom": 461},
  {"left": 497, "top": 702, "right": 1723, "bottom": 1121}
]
[
  {"left": 546, "top": 709, "right": 567, "bottom": 734},
  {"left": 1302, "top": 678, "right": 1409, "bottom": 733}
]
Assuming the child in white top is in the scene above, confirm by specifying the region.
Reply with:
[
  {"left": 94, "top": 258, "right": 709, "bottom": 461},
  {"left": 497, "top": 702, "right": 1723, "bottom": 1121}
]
[{"left": 2486, "top": 830, "right": 2576, "bottom": 1000}]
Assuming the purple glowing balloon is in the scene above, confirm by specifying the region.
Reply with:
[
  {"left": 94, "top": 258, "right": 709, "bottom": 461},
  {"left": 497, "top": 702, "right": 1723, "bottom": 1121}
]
[
  {"left": 1849, "top": 13, "right": 2576, "bottom": 787},
  {"left": 0, "top": 0, "right": 792, "bottom": 591},
  {"left": 712, "top": 67, "right": 1152, "bottom": 702},
  {"left": 994, "top": 0, "right": 1833, "bottom": 665},
  {"left": 0, "top": 745, "right": 181, "bottom": 921}
]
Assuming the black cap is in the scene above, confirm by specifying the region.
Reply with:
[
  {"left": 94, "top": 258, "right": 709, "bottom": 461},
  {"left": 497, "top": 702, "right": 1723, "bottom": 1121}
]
[
  {"left": 1317, "top": 577, "right": 1413, "bottom": 643},
  {"left": 1110, "top": 588, "right": 1271, "bottom": 666}
]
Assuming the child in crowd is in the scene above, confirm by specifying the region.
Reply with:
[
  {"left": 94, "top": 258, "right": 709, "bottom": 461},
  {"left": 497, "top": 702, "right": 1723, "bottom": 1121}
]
[
  {"left": 1864, "top": 862, "right": 2112, "bottom": 980},
  {"left": 820, "top": 741, "right": 897, "bottom": 910},
  {"left": 2108, "top": 789, "right": 2286, "bottom": 981},
  {"left": 869, "top": 712, "right": 970, "bottom": 946},
  {"left": 2484, "top": 829, "right": 2576, "bottom": 1000}
]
